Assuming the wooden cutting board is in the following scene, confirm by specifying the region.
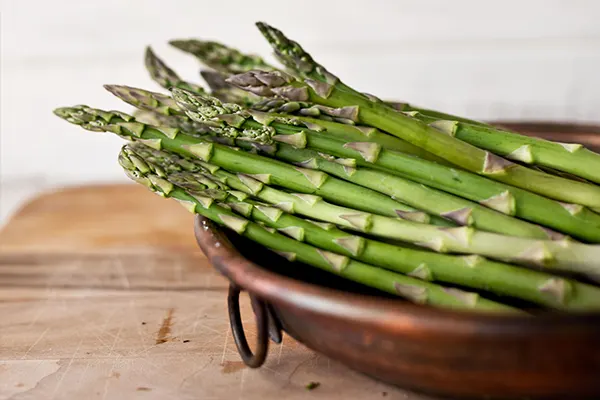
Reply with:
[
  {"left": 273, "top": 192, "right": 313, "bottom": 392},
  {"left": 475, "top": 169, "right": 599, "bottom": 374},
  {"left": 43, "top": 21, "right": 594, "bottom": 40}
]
[{"left": 0, "top": 184, "right": 435, "bottom": 400}]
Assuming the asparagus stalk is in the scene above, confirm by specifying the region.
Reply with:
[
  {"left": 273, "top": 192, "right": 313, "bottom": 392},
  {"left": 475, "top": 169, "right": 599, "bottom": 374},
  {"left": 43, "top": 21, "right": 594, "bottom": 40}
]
[
  {"left": 256, "top": 22, "right": 487, "bottom": 126},
  {"left": 251, "top": 98, "right": 449, "bottom": 164},
  {"left": 226, "top": 72, "right": 600, "bottom": 210},
  {"left": 145, "top": 47, "right": 205, "bottom": 94},
  {"left": 171, "top": 88, "right": 561, "bottom": 240},
  {"left": 54, "top": 105, "right": 600, "bottom": 277},
  {"left": 169, "top": 39, "right": 276, "bottom": 74},
  {"left": 58, "top": 102, "right": 439, "bottom": 225},
  {"left": 200, "top": 69, "right": 260, "bottom": 106},
  {"left": 169, "top": 87, "right": 600, "bottom": 243},
  {"left": 406, "top": 111, "right": 600, "bottom": 184},
  {"left": 119, "top": 145, "right": 518, "bottom": 313},
  {"left": 130, "top": 142, "right": 600, "bottom": 311}
]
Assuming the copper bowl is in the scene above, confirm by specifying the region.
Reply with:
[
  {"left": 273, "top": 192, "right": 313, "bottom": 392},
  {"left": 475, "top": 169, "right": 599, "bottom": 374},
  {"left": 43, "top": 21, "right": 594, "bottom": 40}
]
[{"left": 194, "top": 122, "right": 600, "bottom": 400}]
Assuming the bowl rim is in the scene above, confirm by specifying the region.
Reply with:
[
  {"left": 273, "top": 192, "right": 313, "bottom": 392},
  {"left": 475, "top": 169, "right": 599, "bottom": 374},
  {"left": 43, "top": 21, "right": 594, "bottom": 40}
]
[{"left": 195, "top": 216, "right": 600, "bottom": 338}]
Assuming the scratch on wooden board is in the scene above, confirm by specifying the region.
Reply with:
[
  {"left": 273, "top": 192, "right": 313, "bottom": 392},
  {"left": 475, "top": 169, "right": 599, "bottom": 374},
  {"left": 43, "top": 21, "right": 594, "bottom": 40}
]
[
  {"left": 156, "top": 308, "right": 175, "bottom": 344},
  {"left": 220, "top": 360, "right": 246, "bottom": 374}
]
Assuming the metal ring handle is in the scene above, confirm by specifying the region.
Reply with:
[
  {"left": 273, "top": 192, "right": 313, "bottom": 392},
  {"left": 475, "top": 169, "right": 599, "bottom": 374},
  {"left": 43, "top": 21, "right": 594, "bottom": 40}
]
[{"left": 227, "top": 284, "right": 269, "bottom": 368}]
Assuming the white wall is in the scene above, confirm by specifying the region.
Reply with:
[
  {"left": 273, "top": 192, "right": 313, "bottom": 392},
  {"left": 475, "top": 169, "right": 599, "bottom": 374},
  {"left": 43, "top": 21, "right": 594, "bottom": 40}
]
[{"left": 1, "top": 0, "right": 599, "bottom": 222}]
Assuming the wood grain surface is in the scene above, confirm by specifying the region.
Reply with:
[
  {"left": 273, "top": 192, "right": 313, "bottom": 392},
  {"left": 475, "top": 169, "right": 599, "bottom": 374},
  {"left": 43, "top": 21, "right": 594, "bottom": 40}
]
[{"left": 0, "top": 184, "right": 435, "bottom": 400}]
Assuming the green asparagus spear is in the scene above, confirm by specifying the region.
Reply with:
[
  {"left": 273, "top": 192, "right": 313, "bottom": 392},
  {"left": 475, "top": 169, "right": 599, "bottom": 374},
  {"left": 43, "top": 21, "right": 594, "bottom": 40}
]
[
  {"left": 145, "top": 47, "right": 205, "bottom": 93},
  {"left": 406, "top": 111, "right": 600, "bottom": 184},
  {"left": 200, "top": 69, "right": 260, "bottom": 106},
  {"left": 169, "top": 39, "right": 275, "bottom": 74},
  {"left": 251, "top": 98, "right": 449, "bottom": 164},
  {"left": 233, "top": 33, "right": 600, "bottom": 208},
  {"left": 54, "top": 105, "right": 600, "bottom": 277},
  {"left": 255, "top": 22, "right": 485, "bottom": 126},
  {"left": 119, "top": 145, "right": 518, "bottom": 313},
  {"left": 129, "top": 142, "right": 600, "bottom": 311},
  {"left": 168, "top": 87, "right": 600, "bottom": 243}
]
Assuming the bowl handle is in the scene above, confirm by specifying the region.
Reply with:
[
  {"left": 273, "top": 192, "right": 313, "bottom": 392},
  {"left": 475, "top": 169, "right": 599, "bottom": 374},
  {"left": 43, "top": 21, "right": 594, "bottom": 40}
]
[{"left": 228, "top": 283, "right": 270, "bottom": 368}]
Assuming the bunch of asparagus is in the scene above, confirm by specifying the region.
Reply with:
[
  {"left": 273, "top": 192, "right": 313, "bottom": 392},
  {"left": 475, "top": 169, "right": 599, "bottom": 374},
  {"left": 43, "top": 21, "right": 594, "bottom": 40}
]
[{"left": 54, "top": 22, "right": 600, "bottom": 314}]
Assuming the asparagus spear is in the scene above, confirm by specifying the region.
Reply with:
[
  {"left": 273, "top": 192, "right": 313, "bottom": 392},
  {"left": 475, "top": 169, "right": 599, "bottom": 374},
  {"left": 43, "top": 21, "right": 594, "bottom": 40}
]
[
  {"left": 200, "top": 69, "right": 260, "bottom": 106},
  {"left": 130, "top": 142, "right": 600, "bottom": 311},
  {"left": 54, "top": 105, "right": 600, "bottom": 277},
  {"left": 119, "top": 145, "right": 518, "bottom": 313},
  {"left": 168, "top": 87, "right": 600, "bottom": 243},
  {"left": 171, "top": 88, "right": 561, "bottom": 240},
  {"left": 251, "top": 98, "right": 449, "bottom": 164},
  {"left": 406, "top": 111, "right": 600, "bottom": 184},
  {"left": 58, "top": 102, "right": 438, "bottom": 224},
  {"left": 255, "top": 22, "right": 486, "bottom": 125},
  {"left": 227, "top": 57, "right": 600, "bottom": 209},
  {"left": 145, "top": 47, "right": 205, "bottom": 94},
  {"left": 169, "top": 39, "right": 275, "bottom": 74}
]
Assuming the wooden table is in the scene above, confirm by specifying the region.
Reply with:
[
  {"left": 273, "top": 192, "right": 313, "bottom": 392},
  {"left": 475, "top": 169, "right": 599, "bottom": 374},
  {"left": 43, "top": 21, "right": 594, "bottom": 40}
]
[{"left": 0, "top": 184, "right": 436, "bottom": 400}]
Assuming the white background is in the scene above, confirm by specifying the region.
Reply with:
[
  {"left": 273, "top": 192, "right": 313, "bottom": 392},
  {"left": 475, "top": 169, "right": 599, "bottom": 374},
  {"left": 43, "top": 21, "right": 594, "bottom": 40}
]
[{"left": 1, "top": 0, "right": 599, "bottom": 224}]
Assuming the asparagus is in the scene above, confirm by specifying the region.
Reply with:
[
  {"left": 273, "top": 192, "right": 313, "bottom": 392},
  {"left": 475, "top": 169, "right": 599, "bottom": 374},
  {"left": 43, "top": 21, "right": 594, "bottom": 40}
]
[
  {"left": 234, "top": 31, "right": 600, "bottom": 208},
  {"left": 256, "top": 22, "right": 486, "bottom": 126},
  {"left": 200, "top": 70, "right": 260, "bottom": 106},
  {"left": 54, "top": 105, "right": 600, "bottom": 277},
  {"left": 58, "top": 102, "right": 440, "bottom": 225},
  {"left": 129, "top": 142, "right": 600, "bottom": 311},
  {"left": 145, "top": 47, "right": 205, "bottom": 94},
  {"left": 170, "top": 31, "right": 486, "bottom": 128},
  {"left": 251, "top": 98, "right": 449, "bottom": 164},
  {"left": 169, "top": 87, "right": 600, "bottom": 243},
  {"left": 119, "top": 145, "right": 519, "bottom": 313},
  {"left": 171, "top": 88, "right": 561, "bottom": 240},
  {"left": 406, "top": 111, "right": 600, "bottom": 184},
  {"left": 169, "top": 39, "right": 275, "bottom": 74}
]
